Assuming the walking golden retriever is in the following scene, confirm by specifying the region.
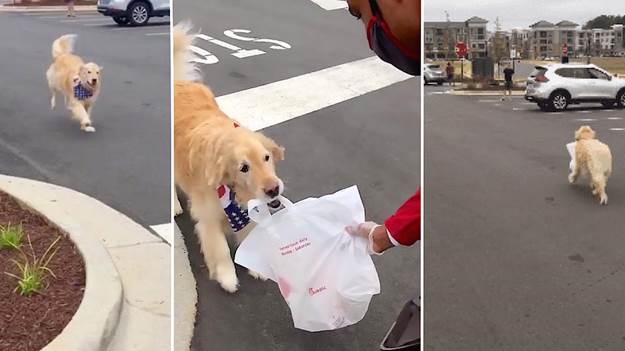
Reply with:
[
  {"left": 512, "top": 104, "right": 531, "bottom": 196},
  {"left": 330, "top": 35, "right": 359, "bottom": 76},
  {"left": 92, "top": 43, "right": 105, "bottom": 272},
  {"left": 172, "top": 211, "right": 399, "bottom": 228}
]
[
  {"left": 46, "top": 34, "right": 102, "bottom": 132},
  {"left": 173, "top": 23, "right": 285, "bottom": 292},
  {"left": 569, "top": 126, "right": 612, "bottom": 205}
]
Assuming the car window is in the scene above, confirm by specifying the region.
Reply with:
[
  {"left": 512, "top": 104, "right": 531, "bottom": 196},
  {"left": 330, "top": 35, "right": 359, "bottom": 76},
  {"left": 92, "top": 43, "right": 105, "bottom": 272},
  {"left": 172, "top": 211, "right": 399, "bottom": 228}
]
[
  {"left": 571, "top": 68, "right": 593, "bottom": 79},
  {"left": 555, "top": 68, "right": 574, "bottom": 78},
  {"left": 588, "top": 68, "right": 610, "bottom": 80}
]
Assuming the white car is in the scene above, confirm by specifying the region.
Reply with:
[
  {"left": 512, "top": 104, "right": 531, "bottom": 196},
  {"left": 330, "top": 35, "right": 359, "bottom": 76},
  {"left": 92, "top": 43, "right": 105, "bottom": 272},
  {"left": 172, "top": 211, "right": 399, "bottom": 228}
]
[
  {"left": 424, "top": 64, "right": 447, "bottom": 85},
  {"left": 97, "top": 0, "right": 169, "bottom": 26},
  {"left": 525, "top": 63, "right": 625, "bottom": 111}
]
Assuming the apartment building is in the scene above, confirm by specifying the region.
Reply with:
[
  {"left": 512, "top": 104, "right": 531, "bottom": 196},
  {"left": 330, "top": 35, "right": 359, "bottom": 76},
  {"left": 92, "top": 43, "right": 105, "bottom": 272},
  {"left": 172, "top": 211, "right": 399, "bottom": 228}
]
[
  {"left": 528, "top": 20, "right": 578, "bottom": 59},
  {"left": 510, "top": 28, "right": 531, "bottom": 58},
  {"left": 577, "top": 24, "right": 625, "bottom": 55},
  {"left": 424, "top": 16, "right": 489, "bottom": 59}
]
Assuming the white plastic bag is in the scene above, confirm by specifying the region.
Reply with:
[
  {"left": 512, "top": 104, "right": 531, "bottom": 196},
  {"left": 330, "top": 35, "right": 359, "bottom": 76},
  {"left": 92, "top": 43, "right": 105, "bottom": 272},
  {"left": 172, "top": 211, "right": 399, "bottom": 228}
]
[
  {"left": 567, "top": 142, "right": 576, "bottom": 171},
  {"left": 234, "top": 186, "right": 380, "bottom": 332}
]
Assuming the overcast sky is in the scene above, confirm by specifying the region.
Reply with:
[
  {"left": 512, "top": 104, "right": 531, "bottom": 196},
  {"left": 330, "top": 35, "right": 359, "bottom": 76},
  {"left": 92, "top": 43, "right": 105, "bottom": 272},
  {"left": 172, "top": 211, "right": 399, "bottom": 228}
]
[{"left": 424, "top": 0, "right": 625, "bottom": 30}]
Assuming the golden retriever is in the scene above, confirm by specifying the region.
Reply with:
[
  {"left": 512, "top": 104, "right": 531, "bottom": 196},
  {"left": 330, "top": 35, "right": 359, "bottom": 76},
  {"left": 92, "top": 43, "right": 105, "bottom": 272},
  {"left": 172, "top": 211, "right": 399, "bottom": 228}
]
[
  {"left": 173, "top": 24, "right": 285, "bottom": 292},
  {"left": 569, "top": 126, "right": 612, "bottom": 205},
  {"left": 46, "top": 34, "right": 102, "bottom": 132}
]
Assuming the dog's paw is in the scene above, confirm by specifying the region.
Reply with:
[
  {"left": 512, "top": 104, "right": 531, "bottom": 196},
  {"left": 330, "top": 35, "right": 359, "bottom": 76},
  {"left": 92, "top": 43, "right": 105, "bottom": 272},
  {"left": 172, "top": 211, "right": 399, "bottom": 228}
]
[
  {"left": 568, "top": 173, "right": 576, "bottom": 184},
  {"left": 248, "top": 270, "right": 268, "bottom": 281},
  {"left": 600, "top": 194, "right": 608, "bottom": 205},
  {"left": 214, "top": 267, "right": 239, "bottom": 293},
  {"left": 82, "top": 126, "right": 96, "bottom": 133}
]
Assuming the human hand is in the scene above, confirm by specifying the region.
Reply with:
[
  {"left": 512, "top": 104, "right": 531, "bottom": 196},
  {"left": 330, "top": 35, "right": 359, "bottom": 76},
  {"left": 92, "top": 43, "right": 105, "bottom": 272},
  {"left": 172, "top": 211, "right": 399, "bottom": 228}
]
[{"left": 345, "top": 221, "right": 394, "bottom": 255}]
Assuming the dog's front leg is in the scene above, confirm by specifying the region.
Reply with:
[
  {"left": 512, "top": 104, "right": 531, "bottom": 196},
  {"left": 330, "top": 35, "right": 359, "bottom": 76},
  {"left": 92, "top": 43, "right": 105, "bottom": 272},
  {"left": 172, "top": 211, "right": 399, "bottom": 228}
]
[
  {"left": 568, "top": 161, "right": 580, "bottom": 184},
  {"left": 68, "top": 100, "right": 95, "bottom": 132},
  {"left": 196, "top": 218, "right": 239, "bottom": 292}
]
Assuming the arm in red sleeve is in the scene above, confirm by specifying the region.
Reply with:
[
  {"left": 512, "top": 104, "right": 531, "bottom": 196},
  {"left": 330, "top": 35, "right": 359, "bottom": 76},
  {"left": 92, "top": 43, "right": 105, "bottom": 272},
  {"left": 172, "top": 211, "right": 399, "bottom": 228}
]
[{"left": 384, "top": 189, "right": 420, "bottom": 246}]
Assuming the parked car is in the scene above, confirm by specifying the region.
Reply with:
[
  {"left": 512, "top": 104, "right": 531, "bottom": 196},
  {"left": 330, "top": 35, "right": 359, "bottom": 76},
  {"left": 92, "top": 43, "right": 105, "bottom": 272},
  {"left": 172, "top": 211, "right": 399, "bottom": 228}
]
[
  {"left": 424, "top": 64, "right": 447, "bottom": 85},
  {"left": 97, "top": 0, "right": 169, "bottom": 26},
  {"left": 525, "top": 63, "right": 625, "bottom": 111}
]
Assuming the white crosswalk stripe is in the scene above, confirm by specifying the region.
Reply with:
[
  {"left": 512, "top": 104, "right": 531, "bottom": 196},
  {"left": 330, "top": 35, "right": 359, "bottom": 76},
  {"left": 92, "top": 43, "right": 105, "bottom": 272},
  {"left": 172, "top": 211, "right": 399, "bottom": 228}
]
[{"left": 216, "top": 56, "right": 414, "bottom": 131}]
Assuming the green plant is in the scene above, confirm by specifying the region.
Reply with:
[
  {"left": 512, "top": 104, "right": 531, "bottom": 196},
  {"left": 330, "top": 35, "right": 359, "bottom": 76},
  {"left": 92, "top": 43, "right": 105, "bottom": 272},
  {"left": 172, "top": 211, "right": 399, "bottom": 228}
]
[
  {"left": 0, "top": 223, "right": 24, "bottom": 250},
  {"left": 5, "top": 235, "right": 61, "bottom": 296}
]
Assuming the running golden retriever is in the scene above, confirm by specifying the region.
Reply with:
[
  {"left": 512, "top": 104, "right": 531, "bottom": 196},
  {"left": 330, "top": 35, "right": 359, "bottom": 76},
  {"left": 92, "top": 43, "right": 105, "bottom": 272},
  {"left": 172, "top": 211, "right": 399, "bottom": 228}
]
[
  {"left": 569, "top": 126, "right": 612, "bottom": 205},
  {"left": 46, "top": 34, "right": 102, "bottom": 132},
  {"left": 173, "top": 24, "right": 285, "bottom": 292}
]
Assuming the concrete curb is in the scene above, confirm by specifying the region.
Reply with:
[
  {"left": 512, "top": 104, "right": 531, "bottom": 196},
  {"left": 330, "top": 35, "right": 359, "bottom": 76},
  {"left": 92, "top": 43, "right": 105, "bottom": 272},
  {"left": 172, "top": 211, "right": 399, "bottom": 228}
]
[
  {"left": 174, "top": 223, "right": 197, "bottom": 351},
  {"left": 0, "top": 175, "right": 171, "bottom": 351},
  {"left": 449, "top": 90, "right": 526, "bottom": 96},
  {"left": 0, "top": 5, "right": 96, "bottom": 12},
  {"left": 0, "top": 175, "right": 122, "bottom": 351}
]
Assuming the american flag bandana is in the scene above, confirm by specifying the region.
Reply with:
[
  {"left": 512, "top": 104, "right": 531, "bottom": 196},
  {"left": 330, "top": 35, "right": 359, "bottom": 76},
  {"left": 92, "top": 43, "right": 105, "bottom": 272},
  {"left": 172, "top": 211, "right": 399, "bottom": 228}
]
[
  {"left": 217, "top": 185, "right": 250, "bottom": 232},
  {"left": 73, "top": 78, "right": 93, "bottom": 101}
]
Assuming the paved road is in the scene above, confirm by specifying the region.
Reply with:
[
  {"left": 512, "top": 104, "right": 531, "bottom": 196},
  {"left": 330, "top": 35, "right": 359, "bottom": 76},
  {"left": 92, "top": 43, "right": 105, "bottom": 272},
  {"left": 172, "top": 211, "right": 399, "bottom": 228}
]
[
  {"left": 0, "top": 12, "right": 170, "bottom": 226},
  {"left": 424, "top": 84, "right": 625, "bottom": 350},
  {"left": 174, "top": 1, "right": 420, "bottom": 350}
]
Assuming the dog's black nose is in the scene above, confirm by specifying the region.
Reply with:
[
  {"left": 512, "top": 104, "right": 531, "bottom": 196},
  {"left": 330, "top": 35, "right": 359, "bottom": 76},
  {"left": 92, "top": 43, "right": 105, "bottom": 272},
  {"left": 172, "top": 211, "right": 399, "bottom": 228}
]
[
  {"left": 265, "top": 186, "right": 280, "bottom": 198},
  {"left": 92, "top": 78, "right": 97, "bottom": 84}
]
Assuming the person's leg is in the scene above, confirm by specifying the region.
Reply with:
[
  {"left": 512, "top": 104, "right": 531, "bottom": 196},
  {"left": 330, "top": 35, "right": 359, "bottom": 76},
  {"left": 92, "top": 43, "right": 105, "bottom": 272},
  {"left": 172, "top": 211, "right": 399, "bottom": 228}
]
[{"left": 69, "top": 1, "right": 75, "bottom": 17}]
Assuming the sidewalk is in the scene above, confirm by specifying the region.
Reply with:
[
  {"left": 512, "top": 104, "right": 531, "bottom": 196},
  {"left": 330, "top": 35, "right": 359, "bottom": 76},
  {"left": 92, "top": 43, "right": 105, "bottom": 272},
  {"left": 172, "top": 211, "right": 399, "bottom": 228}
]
[
  {"left": 0, "top": 4, "right": 96, "bottom": 12},
  {"left": 449, "top": 89, "right": 526, "bottom": 96}
]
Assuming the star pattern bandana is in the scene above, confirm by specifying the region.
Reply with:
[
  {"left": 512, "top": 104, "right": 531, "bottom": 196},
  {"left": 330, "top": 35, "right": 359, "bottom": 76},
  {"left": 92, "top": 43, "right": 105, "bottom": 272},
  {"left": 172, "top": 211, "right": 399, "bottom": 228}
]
[
  {"left": 217, "top": 185, "right": 250, "bottom": 232},
  {"left": 73, "top": 78, "right": 93, "bottom": 101}
]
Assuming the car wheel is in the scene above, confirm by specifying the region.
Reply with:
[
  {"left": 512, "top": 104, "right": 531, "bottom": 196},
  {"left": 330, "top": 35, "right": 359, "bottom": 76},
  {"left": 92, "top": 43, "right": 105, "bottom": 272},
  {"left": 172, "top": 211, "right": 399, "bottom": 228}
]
[
  {"left": 113, "top": 16, "right": 129, "bottom": 26},
  {"left": 617, "top": 90, "right": 625, "bottom": 109},
  {"left": 549, "top": 92, "right": 569, "bottom": 111},
  {"left": 128, "top": 1, "right": 150, "bottom": 26}
]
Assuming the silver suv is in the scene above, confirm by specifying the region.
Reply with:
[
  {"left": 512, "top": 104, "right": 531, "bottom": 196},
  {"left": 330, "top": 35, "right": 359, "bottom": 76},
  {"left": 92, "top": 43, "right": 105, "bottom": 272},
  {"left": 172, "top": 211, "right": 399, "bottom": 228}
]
[
  {"left": 424, "top": 64, "right": 447, "bottom": 85},
  {"left": 525, "top": 63, "right": 625, "bottom": 111},
  {"left": 97, "top": 0, "right": 169, "bottom": 26}
]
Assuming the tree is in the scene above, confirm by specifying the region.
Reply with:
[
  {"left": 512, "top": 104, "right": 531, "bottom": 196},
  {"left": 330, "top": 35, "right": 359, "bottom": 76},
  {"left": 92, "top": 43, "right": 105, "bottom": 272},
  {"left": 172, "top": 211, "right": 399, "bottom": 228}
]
[{"left": 584, "top": 15, "right": 625, "bottom": 29}]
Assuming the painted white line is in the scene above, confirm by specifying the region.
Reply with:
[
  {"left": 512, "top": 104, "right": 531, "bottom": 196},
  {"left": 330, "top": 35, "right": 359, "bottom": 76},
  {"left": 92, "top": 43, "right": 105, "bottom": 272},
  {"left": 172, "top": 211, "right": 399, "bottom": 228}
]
[
  {"left": 521, "top": 102, "right": 536, "bottom": 105},
  {"left": 576, "top": 110, "right": 592, "bottom": 114},
  {"left": 512, "top": 107, "right": 531, "bottom": 111},
  {"left": 215, "top": 56, "right": 413, "bottom": 131},
  {"left": 478, "top": 99, "right": 499, "bottom": 103},
  {"left": 35, "top": 14, "right": 101, "bottom": 19},
  {"left": 606, "top": 117, "right": 623, "bottom": 120},
  {"left": 308, "top": 0, "right": 348, "bottom": 10},
  {"left": 151, "top": 223, "right": 172, "bottom": 245},
  {"left": 602, "top": 109, "right": 615, "bottom": 112},
  {"left": 575, "top": 118, "right": 597, "bottom": 122},
  {"left": 610, "top": 128, "right": 625, "bottom": 131},
  {"left": 59, "top": 17, "right": 111, "bottom": 23},
  {"left": 548, "top": 112, "right": 564, "bottom": 115},
  {"left": 22, "top": 11, "right": 98, "bottom": 16},
  {"left": 146, "top": 32, "right": 169, "bottom": 36}
]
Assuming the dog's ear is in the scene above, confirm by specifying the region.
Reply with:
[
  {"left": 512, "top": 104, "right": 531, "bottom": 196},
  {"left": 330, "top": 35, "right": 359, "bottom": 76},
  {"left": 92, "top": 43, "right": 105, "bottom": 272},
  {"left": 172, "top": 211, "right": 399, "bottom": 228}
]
[{"left": 256, "top": 133, "right": 285, "bottom": 161}]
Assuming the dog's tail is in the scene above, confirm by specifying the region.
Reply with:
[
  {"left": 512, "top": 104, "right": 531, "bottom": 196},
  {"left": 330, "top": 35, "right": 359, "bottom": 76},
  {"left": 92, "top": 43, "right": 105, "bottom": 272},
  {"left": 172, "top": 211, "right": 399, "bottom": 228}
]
[
  {"left": 52, "top": 34, "right": 77, "bottom": 59},
  {"left": 173, "top": 22, "right": 201, "bottom": 82}
]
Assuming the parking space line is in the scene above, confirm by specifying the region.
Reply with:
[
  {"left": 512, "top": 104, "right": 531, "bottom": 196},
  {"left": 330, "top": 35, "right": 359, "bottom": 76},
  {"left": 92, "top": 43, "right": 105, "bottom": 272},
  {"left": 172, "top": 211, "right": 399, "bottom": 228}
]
[
  {"left": 146, "top": 32, "right": 170, "bottom": 36},
  {"left": 59, "top": 18, "right": 112, "bottom": 23},
  {"left": 513, "top": 107, "right": 531, "bottom": 111},
  {"left": 575, "top": 118, "right": 597, "bottom": 122},
  {"left": 609, "top": 128, "right": 625, "bottom": 131},
  {"left": 606, "top": 117, "right": 623, "bottom": 120},
  {"left": 215, "top": 56, "right": 413, "bottom": 131},
  {"left": 35, "top": 14, "right": 102, "bottom": 19}
]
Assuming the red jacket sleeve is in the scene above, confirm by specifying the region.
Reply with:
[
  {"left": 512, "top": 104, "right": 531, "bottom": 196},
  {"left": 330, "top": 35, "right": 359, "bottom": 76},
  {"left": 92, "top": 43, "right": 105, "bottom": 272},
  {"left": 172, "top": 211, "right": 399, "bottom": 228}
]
[{"left": 384, "top": 189, "right": 420, "bottom": 246}]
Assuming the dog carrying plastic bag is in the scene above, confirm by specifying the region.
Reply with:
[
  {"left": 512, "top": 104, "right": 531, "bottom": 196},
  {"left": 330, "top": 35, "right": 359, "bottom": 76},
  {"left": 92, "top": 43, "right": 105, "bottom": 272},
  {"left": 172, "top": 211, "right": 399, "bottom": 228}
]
[{"left": 234, "top": 186, "right": 380, "bottom": 332}]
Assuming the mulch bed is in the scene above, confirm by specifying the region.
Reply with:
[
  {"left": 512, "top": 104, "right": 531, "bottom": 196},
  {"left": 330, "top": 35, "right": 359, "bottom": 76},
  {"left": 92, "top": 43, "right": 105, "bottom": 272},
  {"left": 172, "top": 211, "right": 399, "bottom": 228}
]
[{"left": 0, "top": 192, "right": 85, "bottom": 351}]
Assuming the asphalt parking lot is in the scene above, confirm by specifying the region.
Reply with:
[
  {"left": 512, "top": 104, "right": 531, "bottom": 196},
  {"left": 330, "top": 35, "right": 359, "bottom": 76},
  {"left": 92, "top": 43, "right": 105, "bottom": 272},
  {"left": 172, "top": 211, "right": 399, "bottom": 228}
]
[
  {"left": 424, "top": 84, "right": 625, "bottom": 350},
  {"left": 173, "top": 0, "right": 420, "bottom": 350},
  {"left": 0, "top": 11, "right": 170, "bottom": 228}
]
